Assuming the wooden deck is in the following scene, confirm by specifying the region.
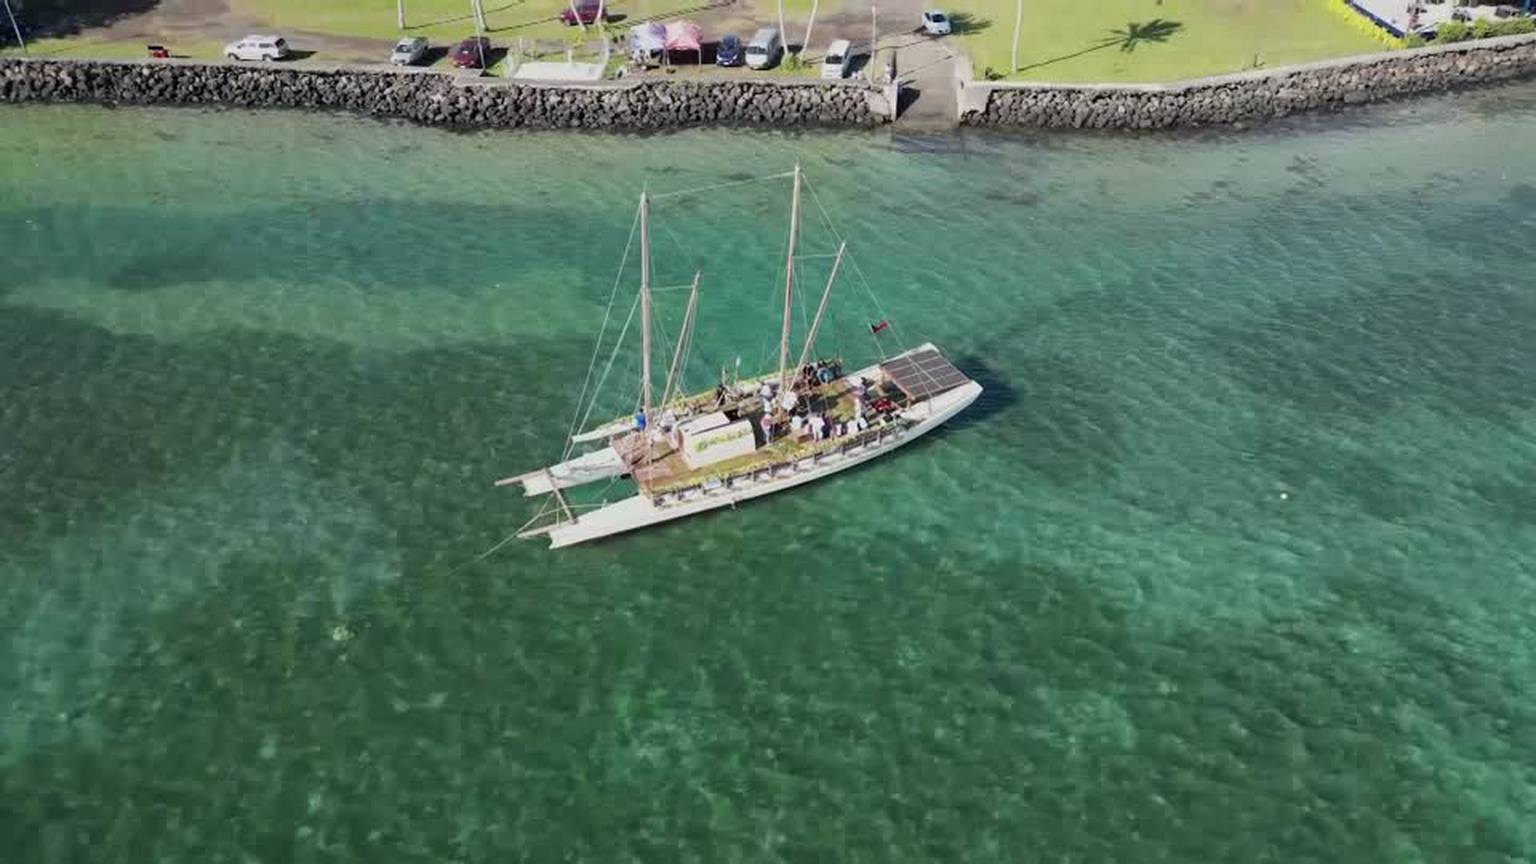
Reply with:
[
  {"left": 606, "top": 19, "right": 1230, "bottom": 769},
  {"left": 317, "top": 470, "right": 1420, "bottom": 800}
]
[{"left": 633, "top": 374, "right": 902, "bottom": 495}]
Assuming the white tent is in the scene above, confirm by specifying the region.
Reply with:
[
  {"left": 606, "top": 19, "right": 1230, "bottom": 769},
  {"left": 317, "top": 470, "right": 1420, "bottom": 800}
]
[{"left": 628, "top": 22, "right": 667, "bottom": 65}]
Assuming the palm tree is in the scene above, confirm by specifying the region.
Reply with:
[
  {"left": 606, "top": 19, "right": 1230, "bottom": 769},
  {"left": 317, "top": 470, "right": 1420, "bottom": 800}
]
[
  {"left": 3, "top": 0, "right": 25, "bottom": 54},
  {"left": 1011, "top": 0, "right": 1021, "bottom": 71},
  {"left": 777, "top": 0, "right": 789, "bottom": 56},
  {"left": 803, "top": 0, "right": 820, "bottom": 57}
]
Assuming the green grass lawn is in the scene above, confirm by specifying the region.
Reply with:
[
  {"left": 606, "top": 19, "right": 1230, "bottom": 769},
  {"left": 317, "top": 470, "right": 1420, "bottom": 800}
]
[
  {"left": 1, "top": 36, "right": 228, "bottom": 60},
  {"left": 952, "top": 0, "right": 1390, "bottom": 82}
]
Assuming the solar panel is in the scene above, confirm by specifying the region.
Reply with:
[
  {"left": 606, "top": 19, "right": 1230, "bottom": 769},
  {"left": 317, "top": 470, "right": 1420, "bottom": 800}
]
[{"left": 880, "top": 349, "right": 970, "bottom": 401}]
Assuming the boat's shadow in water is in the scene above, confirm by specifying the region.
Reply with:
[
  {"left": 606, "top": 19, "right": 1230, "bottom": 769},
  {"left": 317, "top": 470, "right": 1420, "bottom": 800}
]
[{"left": 945, "top": 354, "right": 1014, "bottom": 432}]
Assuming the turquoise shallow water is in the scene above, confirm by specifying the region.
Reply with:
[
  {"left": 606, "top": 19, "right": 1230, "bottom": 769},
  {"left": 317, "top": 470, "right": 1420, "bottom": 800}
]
[{"left": 2, "top": 92, "right": 1536, "bottom": 860}]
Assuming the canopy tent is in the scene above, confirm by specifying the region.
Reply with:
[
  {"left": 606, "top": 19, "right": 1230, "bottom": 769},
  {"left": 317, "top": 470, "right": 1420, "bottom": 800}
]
[
  {"left": 628, "top": 22, "right": 666, "bottom": 64},
  {"left": 663, "top": 21, "right": 703, "bottom": 51}
]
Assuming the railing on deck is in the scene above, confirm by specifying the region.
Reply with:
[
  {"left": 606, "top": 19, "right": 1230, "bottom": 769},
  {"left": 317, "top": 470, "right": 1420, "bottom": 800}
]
[{"left": 647, "top": 417, "right": 913, "bottom": 507}]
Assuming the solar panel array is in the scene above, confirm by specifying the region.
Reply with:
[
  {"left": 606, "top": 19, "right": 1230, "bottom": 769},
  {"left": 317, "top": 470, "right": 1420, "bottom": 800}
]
[{"left": 880, "top": 349, "right": 970, "bottom": 400}]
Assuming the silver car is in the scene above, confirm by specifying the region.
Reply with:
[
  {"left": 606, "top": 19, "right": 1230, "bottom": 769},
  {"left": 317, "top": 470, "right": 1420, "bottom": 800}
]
[
  {"left": 391, "top": 36, "right": 428, "bottom": 66},
  {"left": 921, "top": 10, "right": 952, "bottom": 36}
]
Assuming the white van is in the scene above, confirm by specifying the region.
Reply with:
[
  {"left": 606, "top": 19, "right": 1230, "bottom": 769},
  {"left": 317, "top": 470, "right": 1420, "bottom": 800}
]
[
  {"left": 224, "top": 35, "right": 290, "bottom": 62},
  {"left": 821, "top": 39, "right": 851, "bottom": 79},
  {"left": 745, "top": 27, "right": 782, "bottom": 70}
]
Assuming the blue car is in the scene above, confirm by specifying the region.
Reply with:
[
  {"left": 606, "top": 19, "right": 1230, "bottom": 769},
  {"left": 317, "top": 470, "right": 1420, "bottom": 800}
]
[{"left": 716, "top": 34, "right": 742, "bottom": 67}]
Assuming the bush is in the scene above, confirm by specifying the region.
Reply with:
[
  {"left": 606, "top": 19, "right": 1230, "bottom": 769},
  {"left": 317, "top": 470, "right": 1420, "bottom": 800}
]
[
  {"left": 1496, "top": 17, "right": 1536, "bottom": 36},
  {"left": 1436, "top": 16, "right": 1536, "bottom": 43},
  {"left": 1436, "top": 21, "right": 1472, "bottom": 42}
]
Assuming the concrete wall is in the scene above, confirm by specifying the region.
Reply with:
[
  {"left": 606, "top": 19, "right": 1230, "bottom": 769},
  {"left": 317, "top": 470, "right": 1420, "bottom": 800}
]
[
  {"left": 0, "top": 58, "right": 891, "bottom": 129},
  {"left": 960, "top": 33, "right": 1536, "bottom": 129}
]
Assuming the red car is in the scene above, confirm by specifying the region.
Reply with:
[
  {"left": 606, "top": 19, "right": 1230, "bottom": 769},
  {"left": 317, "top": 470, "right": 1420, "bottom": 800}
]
[
  {"left": 560, "top": 0, "right": 606, "bottom": 26},
  {"left": 452, "top": 36, "right": 491, "bottom": 68}
]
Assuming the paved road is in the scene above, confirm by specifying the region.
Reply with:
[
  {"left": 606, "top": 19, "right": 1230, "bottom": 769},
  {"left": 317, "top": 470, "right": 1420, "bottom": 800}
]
[
  {"left": 767, "top": 0, "right": 962, "bottom": 127},
  {"left": 889, "top": 32, "right": 958, "bottom": 127},
  {"left": 817, "top": 0, "right": 960, "bottom": 128}
]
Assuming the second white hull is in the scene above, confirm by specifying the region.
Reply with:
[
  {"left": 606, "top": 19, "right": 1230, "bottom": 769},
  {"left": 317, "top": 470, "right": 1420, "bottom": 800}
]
[{"left": 542, "top": 379, "right": 982, "bottom": 548}]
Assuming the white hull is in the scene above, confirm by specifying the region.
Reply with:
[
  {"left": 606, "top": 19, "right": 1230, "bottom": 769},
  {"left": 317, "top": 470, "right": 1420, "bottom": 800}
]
[
  {"left": 541, "top": 378, "right": 982, "bottom": 548},
  {"left": 498, "top": 446, "right": 627, "bottom": 496}
]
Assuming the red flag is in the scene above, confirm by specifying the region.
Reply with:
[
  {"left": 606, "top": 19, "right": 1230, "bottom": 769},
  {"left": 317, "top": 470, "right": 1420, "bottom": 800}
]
[{"left": 870, "top": 320, "right": 890, "bottom": 335}]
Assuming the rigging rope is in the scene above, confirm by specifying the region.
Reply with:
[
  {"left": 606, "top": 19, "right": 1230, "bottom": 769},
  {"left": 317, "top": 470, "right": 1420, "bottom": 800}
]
[
  {"left": 655, "top": 205, "right": 711, "bottom": 405},
  {"left": 563, "top": 169, "right": 907, "bottom": 464},
  {"left": 647, "top": 170, "right": 797, "bottom": 201},
  {"left": 489, "top": 168, "right": 935, "bottom": 566},
  {"left": 804, "top": 179, "right": 898, "bottom": 361},
  {"left": 569, "top": 290, "right": 642, "bottom": 459},
  {"left": 444, "top": 512, "right": 542, "bottom": 576},
  {"left": 561, "top": 205, "right": 641, "bottom": 463}
]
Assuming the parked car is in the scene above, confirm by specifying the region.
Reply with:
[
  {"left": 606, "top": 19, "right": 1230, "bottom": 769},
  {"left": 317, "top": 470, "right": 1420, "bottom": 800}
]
[
  {"left": 560, "top": 0, "right": 606, "bottom": 26},
  {"left": 391, "top": 36, "right": 428, "bottom": 65},
  {"left": 920, "top": 10, "right": 952, "bottom": 35},
  {"left": 224, "top": 35, "right": 290, "bottom": 62},
  {"left": 745, "top": 27, "right": 782, "bottom": 70},
  {"left": 821, "top": 38, "right": 851, "bottom": 79},
  {"left": 452, "top": 36, "right": 492, "bottom": 68},
  {"left": 716, "top": 33, "right": 742, "bottom": 66}
]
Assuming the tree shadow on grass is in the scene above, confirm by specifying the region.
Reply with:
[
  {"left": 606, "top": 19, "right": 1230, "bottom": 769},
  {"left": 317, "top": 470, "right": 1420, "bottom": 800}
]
[
  {"left": 1107, "top": 18, "right": 1182, "bottom": 52},
  {"left": 1014, "top": 18, "right": 1182, "bottom": 74},
  {"left": 946, "top": 12, "right": 991, "bottom": 36}
]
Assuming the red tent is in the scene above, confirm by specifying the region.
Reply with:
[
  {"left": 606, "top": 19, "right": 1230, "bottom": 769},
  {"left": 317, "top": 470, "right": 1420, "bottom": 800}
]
[{"left": 664, "top": 21, "right": 703, "bottom": 52}]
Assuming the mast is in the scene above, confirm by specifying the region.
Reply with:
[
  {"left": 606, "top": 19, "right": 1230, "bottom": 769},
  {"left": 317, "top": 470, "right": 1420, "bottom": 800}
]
[
  {"left": 640, "top": 191, "right": 653, "bottom": 424},
  {"left": 777, "top": 164, "right": 802, "bottom": 394},
  {"left": 662, "top": 269, "right": 701, "bottom": 408},
  {"left": 793, "top": 241, "right": 845, "bottom": 375}
]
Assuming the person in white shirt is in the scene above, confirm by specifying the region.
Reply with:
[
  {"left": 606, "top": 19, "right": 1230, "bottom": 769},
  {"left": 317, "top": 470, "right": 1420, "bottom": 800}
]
[
  {"left": 779, "top": 389, "right": 798, "bottom": 413},
  {"left": 790, "top": 414, "right": 805, "bottom": 436}
]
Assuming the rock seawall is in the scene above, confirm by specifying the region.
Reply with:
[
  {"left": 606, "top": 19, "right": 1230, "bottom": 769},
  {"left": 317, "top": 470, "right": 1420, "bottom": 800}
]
[
  {"left": 964, "top": 33, "right": 1536, "bottom": 129},
  {"left": 0, "top": 58, "right": 887, "bottom": 129}
]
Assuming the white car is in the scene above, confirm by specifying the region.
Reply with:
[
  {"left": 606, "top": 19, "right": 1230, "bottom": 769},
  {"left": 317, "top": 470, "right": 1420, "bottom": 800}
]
[
  {"left": 821, "top": 39, "right": 851, "bottom": 80},
  {"left": 224, "top": 35, "right": 290, "bottom": 62},
  {"left": 921, "top": 10, "right": 952, "bottom": 36},
  {"left": 745, "top": 27, "right": 783, "bottom": 70},
  {"left": 391, "top": 36, "right": 428, "bottom": 66}
]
